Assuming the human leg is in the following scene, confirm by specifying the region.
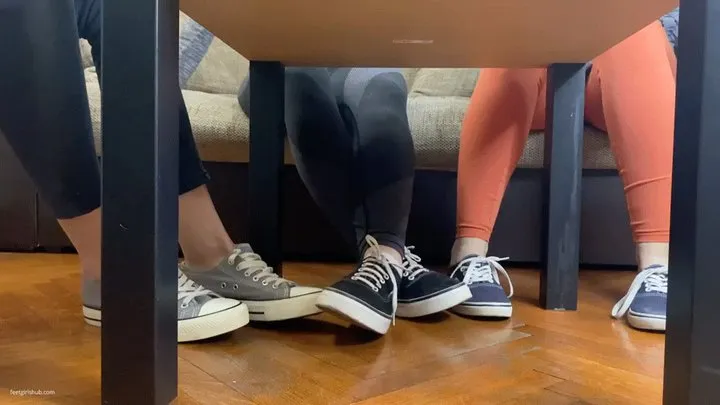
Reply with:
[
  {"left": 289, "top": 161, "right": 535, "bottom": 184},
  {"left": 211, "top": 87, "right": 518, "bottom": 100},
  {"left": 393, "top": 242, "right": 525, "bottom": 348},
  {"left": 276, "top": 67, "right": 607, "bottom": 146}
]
[
  {"left": 450, "top": 68, "right": 547, "bottom": 318},
  {"left": 342, "top": 68, "right": 470, "bottom": 318},
  {"left": 0, "top": 0, "right": 247, "bottom": 340},
  {"left": 340, "top": 68, "right": 415, "bottom": 258},
  {"left": 276, "top": 68, "right": 468, "bottom": 332},
  {"left": 180, "top": 70, "right": 324, "bottom": 323},
  {"left": 0, "top": 0, "right": 102, "bottom": 279},
  {"left": 583, "top": 21, "right": 675, "bottom": 331},
  {"left": 73, "top": 0, "right": 229, "bottom": 274}
]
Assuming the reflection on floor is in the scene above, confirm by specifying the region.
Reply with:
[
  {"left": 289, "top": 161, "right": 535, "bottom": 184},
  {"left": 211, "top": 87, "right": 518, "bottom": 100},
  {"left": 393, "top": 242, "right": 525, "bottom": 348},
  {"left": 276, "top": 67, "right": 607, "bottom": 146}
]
[{"left": 0, "top": 253, "right": 664, "bottom": 404}]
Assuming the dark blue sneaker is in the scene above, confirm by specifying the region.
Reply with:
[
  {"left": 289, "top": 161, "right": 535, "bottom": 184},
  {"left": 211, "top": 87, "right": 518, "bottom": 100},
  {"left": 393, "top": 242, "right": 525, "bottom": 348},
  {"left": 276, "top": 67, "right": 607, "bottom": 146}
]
[
  {"left": 449, "top": 255, "right": 513, "bottom": 318},
  {"left": 316, "top": 236, "right": 401, "bottom": 335},
  {"left": 611, "top": 264, "right": 668, "bottom": 331},
  {"left": 394, "top": 247, "right": 471, "bottom": 318}
]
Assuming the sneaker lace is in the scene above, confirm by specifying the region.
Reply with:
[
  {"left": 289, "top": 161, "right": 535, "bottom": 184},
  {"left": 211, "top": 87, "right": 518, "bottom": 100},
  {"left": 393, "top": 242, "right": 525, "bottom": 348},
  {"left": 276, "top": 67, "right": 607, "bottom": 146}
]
[
  {"left": 450, "top": 256, "right": 513, "bottom": 298},
  {"left": 352, "top": 235, "right": 400, "bottom": 324},
  {"left": 611, "top": 265, "right": 668, "bottom": 319},
  {"left": 402, "top": 246, "right": 429, "bottom": 279},
  {"left": 178, "top": 270, "right": 217, "bottom": 307},
  {"left": 227, "top": 248, "right": 293, "bottom": 289}
]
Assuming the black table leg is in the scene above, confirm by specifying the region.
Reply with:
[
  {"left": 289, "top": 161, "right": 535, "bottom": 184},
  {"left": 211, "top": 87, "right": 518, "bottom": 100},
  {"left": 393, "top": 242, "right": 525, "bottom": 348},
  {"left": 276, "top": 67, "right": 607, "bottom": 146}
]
[
  {"left": 664, "top": 0, "right": 720, "bottom": 403},
  {"left": 101, "top": 0, "right": 179, "bottom": 403},
  {"left": 249, "top": 61, "right": 286, "bottom": 275},
  {"left": 541, "top": 63, "right": 586, "bottom": 310}
]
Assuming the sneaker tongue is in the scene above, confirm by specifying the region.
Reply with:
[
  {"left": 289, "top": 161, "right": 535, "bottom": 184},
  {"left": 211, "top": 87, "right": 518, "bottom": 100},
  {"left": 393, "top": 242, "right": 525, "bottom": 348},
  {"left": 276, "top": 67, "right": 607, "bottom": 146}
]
[
  {"left": 452, "top": 254, "right": 483, "bottom": 271},
  {"left": 234, "top": 243, "right": 255, "bottom": 254}
]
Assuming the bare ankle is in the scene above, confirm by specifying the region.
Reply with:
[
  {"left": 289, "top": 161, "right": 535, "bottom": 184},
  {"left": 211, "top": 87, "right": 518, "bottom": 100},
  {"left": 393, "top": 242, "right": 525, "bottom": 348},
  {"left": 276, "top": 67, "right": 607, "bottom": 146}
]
[
  {"left": 636, "top": 242, "right": 669, "bottom": 270},
  {"left": 184, "top": 239, "right": 234, "bottom": 270},
  {"left": 451, "top": 237, "right": 489, "bottom": 265},
  {"left": 364, "top": 244, "right": 402, "bottom": 265}
]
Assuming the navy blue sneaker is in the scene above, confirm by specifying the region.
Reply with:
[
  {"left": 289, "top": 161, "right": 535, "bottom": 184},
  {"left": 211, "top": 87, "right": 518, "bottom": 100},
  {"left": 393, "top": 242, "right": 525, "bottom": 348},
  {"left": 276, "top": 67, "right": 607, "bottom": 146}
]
[
  {"left": 449, "top": 255, "right": 513, "bottom": 318},
  {"left": 316, "top": 236, "right": 401, "bottom": 335},
  {"left": 394, "top": 247, "right": 471, "bottom": 318},
  {"left": 611, "top": 264, "right": 668, "bottom": 331}
]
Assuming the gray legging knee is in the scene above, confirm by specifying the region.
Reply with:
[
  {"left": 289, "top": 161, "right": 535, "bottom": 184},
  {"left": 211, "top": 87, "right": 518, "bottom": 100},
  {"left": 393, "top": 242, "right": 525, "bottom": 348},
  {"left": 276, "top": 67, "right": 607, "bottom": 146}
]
[
  {"left": 239, "top": 68, "right": 414, "bottom": 256},
  {"left": 0, "top": 0, "right": 208, "bottom": 219}
]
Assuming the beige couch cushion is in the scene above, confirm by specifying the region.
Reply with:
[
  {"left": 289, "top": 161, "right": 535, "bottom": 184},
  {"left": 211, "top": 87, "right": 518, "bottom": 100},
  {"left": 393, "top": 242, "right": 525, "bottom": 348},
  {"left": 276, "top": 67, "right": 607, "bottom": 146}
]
[
  {"left": 85, "top": 67, "right": 615, "bottom": 170},
  {"left": 183, "top": 36, "right": 249, "bottom": 95},
  {"left": 410, "top": 69, "right": 479, "bottom": 98},
  {"left": 79, "top": 39, "right": 94, "bottom": 68},
  {"left": 408, "top": 94, "right": 615, "bottom": 170},
  {"left": 80, "top": 21, "right": 615, "bottom": 171}
]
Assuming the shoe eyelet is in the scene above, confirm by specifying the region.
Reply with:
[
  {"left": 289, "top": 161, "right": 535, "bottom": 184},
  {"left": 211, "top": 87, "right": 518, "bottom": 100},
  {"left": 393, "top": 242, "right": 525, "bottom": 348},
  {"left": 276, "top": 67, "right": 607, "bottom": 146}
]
[
  {"left": 408, "top": 277, "right": 415, "bottom": 281},
  {"left": 232, "top": 284, "right": 239, "bottom": 290},
  {"left": 252, "top": 276, "right": 260, "bottom": 282},
  {"left": 180, "top": 303, "right": 189, "bottom": 308},
  {"left": 220, "top": 282, "right": 227, "bottom": 288},
  {"left": 272, "top": 284, "right": 279, "bottom": 289},
  {"left": 244, "top": 271, "right": 251, "bottom": 277},
  {"left": 372, "top": 287, "right": 379, "bottom": 292},
  {"left": 385, "top": 275, "right": 390, "bottom": 280},
  {"left": 262, "top": 281, "right": 269, "bottom": 286}
]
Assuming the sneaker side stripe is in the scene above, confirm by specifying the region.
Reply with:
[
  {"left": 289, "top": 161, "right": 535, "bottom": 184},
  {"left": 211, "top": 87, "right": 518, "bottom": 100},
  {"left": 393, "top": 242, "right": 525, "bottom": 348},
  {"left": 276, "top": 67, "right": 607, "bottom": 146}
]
[
  {"left": 397, "top": 283, "right": 467, "bottom": 304},
  {"left": 628, "top": 311, "right": 666, "bottom": 319},
  {"left": 325, "top": 287, "right": 392, "bottom": 320},
  {"left": 459, "top": 302, "right": 512, "bottom": 307}
]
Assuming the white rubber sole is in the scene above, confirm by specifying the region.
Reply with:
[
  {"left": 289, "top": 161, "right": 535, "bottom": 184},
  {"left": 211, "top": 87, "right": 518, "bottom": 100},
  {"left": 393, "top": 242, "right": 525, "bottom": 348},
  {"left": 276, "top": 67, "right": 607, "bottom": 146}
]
[
  {"left": 396, "top": 284, "right": 472, "bottom": 318},
  {"left": 83, "top": 306, "right": 102, "bottom": 327},
  {"left": 244, "top": 291, "right": 322, "bottom": 321},
  {"left": 628, "top": 312, "right": 666, "bottom": 331},
  {"left": 451, "top": 302, "right": 513, "bottom": 318},
  {"left": 82, "top": 303, "right": 251, "bottom": 342},
  {"left": 316, "top": 289, "right": 391, "bottom": 335}
]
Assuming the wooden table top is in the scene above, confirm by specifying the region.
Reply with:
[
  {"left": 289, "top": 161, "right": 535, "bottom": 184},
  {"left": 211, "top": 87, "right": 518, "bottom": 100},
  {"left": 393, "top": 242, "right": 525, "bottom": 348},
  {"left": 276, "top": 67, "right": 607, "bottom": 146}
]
[{"left": 180, "top": 0, "right": 678, "bottom": 68}]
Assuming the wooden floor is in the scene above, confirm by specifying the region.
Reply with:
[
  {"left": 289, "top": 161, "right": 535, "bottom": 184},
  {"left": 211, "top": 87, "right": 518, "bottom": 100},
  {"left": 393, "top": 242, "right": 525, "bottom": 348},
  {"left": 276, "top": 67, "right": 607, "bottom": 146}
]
[{"left": 0, "top": 253, "right": 665, "bottom": 404}]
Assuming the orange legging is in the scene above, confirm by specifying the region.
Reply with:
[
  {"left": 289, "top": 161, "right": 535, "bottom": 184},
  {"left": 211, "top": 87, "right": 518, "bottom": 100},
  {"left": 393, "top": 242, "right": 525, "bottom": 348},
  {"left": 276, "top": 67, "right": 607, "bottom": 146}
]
[{"left": 457, "top": 21, "right": 676, "bottom": 243}]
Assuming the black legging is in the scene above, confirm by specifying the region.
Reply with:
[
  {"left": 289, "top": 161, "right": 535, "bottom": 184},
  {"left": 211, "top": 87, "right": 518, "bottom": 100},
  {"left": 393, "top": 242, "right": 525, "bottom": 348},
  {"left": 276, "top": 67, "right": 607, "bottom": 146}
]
[
  {"left": 239, "top": 68, "right": 415, "bottom": 255},
  {"left": 0, "top": 1, "right": 415, "bottom": 256},
  {"left": 0, "top": 0, "right": 208, "bottom": 219}
]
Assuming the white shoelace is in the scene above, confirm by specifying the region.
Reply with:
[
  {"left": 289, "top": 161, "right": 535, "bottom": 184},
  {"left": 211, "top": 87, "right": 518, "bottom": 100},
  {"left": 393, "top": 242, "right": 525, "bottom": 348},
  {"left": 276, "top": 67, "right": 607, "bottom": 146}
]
[
  {"left": 227, "top": 248, "right": 292, "bottom": 289},
  {"left": 178, "top": 271, "right": 216, "bottom": 308},
  {"left": 450, "top": 256, "right": 514, "bottom": 298},
  {"left": 352, "top": 235, "right": 400, "bottom": 324},
  {"left": 403, "top": 246, "right": 429, "bottom": 280},
  {"left": 611, "top": 265, "right": 668, "bottom": 319}
]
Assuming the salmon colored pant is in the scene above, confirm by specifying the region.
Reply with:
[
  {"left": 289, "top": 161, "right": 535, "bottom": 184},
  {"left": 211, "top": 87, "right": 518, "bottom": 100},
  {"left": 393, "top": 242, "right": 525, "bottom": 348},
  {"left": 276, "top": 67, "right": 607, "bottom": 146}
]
[{"left": 457, "top": 21, "right": 676, "bottom": 244}]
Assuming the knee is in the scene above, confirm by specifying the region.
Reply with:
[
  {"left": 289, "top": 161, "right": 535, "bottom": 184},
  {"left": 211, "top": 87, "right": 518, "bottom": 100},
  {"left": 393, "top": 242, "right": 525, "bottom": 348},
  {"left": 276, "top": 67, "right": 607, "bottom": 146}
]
[
  {"left": 354, "top": 72, "right": 409, "bottom": 125},
  {"left": 284, "top": 68, "right": 329, "bottom": 99},
  {"left": 364, "top": 72, "right": 408, "bottom": 104},
  {"left": 484, "top": 68, "right": 545, "bottom": 89},
  {"left": 353, "top": 74, "right": 413, "bottom": 156}
]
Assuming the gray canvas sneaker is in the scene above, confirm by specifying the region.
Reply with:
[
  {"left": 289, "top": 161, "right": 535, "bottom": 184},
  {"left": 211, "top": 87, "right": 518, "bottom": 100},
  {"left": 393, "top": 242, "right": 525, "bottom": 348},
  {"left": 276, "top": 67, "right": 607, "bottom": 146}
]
[
  {"left": 180, "top": 244, "right": 322, "bottom": 321},
  {"left": 82, "top": 269, "right": 250, "bottom": 342}
]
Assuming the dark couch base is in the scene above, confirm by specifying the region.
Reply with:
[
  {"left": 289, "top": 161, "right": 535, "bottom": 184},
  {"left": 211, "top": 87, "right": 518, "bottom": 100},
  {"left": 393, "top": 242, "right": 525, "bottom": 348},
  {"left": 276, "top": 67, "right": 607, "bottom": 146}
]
[
  {"left": 18, "top": 162, "right": 636, "bottom": 267},
  {"left": 0, "top": 133, "right": 37, "bottom": 251}
]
